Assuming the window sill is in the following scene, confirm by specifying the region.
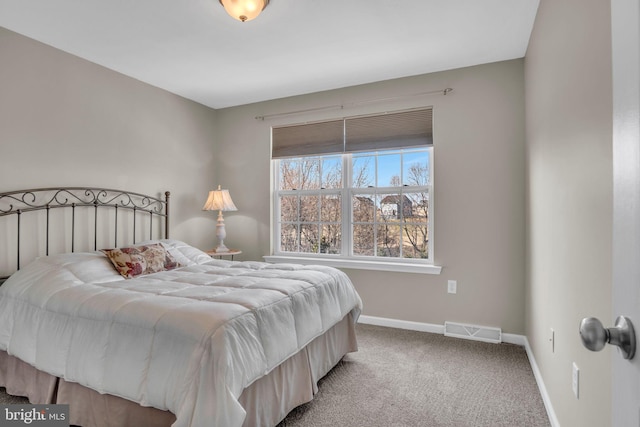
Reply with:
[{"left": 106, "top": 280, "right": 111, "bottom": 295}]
[{"left": 263, "top": 255, "right": 442, "bottom": 275}]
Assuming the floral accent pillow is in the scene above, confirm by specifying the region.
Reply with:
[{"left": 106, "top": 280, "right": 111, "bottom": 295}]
[{"left": 101, "top": 243, "right": 181, "bottom": 279}]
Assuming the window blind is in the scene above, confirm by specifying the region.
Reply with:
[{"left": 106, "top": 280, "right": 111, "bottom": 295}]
[
  {"left": 271, "top": 120, "right": 344, "bottom": 158},
  {"left": 271, "top": 107, "right": 432, "bottom": 159},
  {"left": 345, "top": 108, "right": 432, "bottom": 153}
]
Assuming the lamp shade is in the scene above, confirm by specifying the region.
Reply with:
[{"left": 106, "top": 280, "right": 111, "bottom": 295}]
[
  {"left": 219, "top": 0, "right": 269, "bottom": 22},
  {"left": 202, "top": 186, "right": 237, "bottom": 212}
]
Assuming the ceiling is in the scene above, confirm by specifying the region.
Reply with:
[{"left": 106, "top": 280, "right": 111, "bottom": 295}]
[{"left": 0, "top": 0, "right": 539, "bottom": 109}]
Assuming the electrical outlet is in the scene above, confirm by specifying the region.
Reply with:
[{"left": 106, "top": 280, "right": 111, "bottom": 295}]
[
  {"left": 572, "top": 362, "right": 579, "bottom": 399},
  {"left": 550, "top": 328, "right": 555, "bottom": 353},
  {"left": 447, "top": 280, "right": 457, "bottom": 294}
]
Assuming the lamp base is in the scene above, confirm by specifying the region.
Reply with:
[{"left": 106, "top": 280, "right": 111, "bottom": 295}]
[
  {"left": 215, "top": 210, "right": 230, "bottom": 253},
  {"left": 214, "top": 243, "right": 231, "bottom": 253}
]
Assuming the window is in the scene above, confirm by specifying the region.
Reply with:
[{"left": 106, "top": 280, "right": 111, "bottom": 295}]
[{"left": 269, "top": 108, "right": 439, "bottom": 273}]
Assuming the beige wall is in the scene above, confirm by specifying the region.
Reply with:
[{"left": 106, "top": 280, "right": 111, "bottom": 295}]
[
  {"left": 525, "top": 0, "right": 613, "bottom": 426},
  {"left": 216, "top": 60, "right": 527, "bottom": 334},
  {"left": 0, "top": 27, "right": 220, "bottom": 251}
]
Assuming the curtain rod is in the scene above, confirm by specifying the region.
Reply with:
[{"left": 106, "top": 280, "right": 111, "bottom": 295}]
[{"left": 255, "top": 87, "right": 453, "bottom": 121}]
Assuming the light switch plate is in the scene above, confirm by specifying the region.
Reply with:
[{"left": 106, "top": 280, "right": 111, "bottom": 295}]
[{"left": 447, "top": 280, "right": 457, "bottom": 294}]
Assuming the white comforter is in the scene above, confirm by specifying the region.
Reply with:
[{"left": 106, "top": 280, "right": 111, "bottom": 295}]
[{"left": 0, "top": 240, "right": 362, "bottom": 427}]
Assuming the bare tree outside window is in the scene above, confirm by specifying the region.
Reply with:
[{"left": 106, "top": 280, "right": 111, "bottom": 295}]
[
  {"left": 351, "top": 151, "right": 430, "bottom": 259},
  {"left": 277, "top": 148, "right": 431, "bottom": 260},
  {"left": 402, "top": 162, "right": 430, "bottom": 258},
  {"left": 279, "top": 156, "right": 342, "bottom": 253}
]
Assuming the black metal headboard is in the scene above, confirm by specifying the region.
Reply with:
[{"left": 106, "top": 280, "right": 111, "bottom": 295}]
[{"left": 0, "top": 187, "right": 170, "bottom": 282}]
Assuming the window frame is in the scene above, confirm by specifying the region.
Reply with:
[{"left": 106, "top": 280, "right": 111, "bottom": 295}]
[{"left": 267, "top": 147, "right": 441, "bottom": 274}]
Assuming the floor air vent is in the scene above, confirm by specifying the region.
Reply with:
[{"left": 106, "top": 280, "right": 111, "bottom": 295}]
[{"left": 444, "top": 322, "right": 502, "bottom": 344}]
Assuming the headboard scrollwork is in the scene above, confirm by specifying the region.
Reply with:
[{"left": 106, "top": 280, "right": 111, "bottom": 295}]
[{"left": 0, "top": 187, "right": 170, "bottom": 282}]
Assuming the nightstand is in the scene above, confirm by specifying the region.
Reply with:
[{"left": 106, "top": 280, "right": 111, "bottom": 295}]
[{"left": 206, "top": 249, "right": 242, "bottom": 260}]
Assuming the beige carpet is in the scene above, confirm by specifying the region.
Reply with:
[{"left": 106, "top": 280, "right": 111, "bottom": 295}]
[
  {"left": 0, "top": 387, "right": 26, "bottom": 404},
  {"left": 278, "top": 323, "right": 550, "bottom": 427},
  {"left": 1, "top": 324, "right": 550, "bottom": 426}
]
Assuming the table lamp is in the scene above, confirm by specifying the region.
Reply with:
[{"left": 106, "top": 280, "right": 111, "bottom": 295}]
[{"left": 203, "top": 185, "right": 237, "bottom": 252}]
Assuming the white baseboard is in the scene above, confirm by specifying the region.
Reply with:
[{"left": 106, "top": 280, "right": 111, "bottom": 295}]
[
  {"left": 357, "top": 315, "right": 559, "bottom": 427},
  {"left": 523, "top": 336, "right": 561, "bottom": 427},
  {"left": 357, "top": 315, "right": 524, "bottom": 345},
  {"left": 358, "top": 315, "right": 444, "bottom": 334}
]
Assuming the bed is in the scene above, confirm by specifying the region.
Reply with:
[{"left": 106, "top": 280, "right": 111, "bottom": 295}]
[{"left": 0, "top": 187, "right": 362, "bottom": 427}]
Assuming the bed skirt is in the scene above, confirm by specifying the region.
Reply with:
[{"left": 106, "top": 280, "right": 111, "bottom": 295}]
[{"left": 0, "top": 313, "right": 357, "bottom": 427}]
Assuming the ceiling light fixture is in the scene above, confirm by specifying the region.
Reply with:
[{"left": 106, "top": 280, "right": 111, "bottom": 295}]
[{"left": 219, "top": 0, "right": 269, "bottom": 22}]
